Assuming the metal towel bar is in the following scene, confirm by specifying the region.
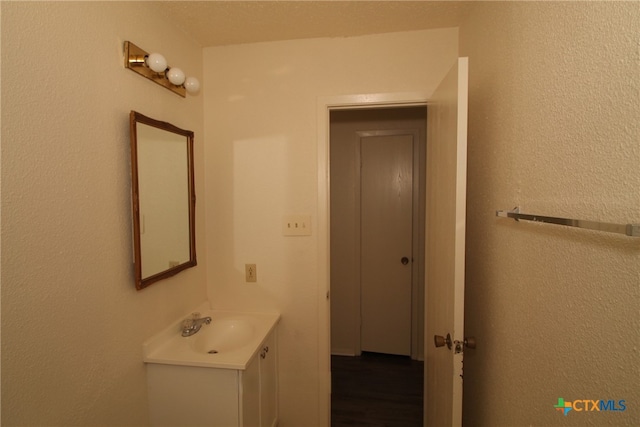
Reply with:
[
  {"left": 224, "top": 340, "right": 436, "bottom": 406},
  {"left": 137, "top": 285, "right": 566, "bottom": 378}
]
[{"left": 496, "top": 207, "right": 640, "bottom": 238}]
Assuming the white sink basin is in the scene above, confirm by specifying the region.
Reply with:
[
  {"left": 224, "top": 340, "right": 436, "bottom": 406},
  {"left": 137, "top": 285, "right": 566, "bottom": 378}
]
[
  {"left": 189, "top": 317, "right": 256, "bottom": 354},
  {"left": 143, "top": 305, "right": 280, "bottom": 370}
]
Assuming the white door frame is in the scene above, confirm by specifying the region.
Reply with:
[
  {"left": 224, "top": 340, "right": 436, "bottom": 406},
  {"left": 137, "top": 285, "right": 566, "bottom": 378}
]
[{"left": 317, "top": 91, "right": 430, "bottom": 426}]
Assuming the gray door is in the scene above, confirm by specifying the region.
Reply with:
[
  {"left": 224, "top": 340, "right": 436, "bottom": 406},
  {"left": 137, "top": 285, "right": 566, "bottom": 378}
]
[{"left": 360, "top": 132, "right": 414, "bottom": 356}]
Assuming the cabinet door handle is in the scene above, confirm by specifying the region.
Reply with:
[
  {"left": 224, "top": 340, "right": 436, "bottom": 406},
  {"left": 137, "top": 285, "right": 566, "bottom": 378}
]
[{"left": 260, "top": 345, "right": 270, "bottom": 358}]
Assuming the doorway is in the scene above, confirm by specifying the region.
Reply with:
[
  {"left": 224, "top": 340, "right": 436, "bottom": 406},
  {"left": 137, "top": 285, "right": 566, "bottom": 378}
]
[
  {"left": 319, "top": 59, "right": 469, "bottom": 427},
  {"left": 329, "top": 106, "right": 426, "bottom": 359},
  {"left": 329, "top": 106, "right": 426, "bottom": 426}
]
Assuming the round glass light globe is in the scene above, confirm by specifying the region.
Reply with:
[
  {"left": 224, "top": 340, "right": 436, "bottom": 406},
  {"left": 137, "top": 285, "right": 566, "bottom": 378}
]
[
  {"left": 146, "top": 53, "right": 167, "bottom": 73},
  {"left": 167, "top": 68, "right": 186, "bottom": 86},
  {"left": 184, "top": 77, "right": 201, "bottom": 94}
]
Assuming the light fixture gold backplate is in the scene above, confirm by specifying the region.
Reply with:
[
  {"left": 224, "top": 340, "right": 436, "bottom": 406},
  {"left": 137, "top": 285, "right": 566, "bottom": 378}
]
[{"left": 124, "top": 41, "right": 186, "bottom": 98}]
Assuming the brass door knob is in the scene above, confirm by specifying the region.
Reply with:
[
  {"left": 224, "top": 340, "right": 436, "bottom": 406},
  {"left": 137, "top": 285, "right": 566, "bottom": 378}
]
[
  {"left": 434, "top": 333, "right": 452, "bottom": 350},
  {"left": 464, "top": 337, "right": 476, "bottom": 349}
]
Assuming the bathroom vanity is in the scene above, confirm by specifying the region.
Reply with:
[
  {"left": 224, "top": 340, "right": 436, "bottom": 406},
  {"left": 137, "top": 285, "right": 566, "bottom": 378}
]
[{"left": 143, "top": 306, "right": 280, "bottom": 427}]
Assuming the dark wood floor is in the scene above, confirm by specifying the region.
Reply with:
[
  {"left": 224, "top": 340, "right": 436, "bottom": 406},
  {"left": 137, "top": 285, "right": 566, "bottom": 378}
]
[{"left": 331, "top": 352, "right": 424, "bottom": 427}]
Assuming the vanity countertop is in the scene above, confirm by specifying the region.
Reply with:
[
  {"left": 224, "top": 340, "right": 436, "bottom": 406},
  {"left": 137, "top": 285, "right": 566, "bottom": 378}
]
[{"left": 143, "top": 304, "right": 280, "bottom": 370}]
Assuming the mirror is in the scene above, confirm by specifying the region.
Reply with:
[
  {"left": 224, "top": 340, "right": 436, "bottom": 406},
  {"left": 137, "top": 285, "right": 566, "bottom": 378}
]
[{"left": 129, "top": 111, "right": 196, "bottom": 290}]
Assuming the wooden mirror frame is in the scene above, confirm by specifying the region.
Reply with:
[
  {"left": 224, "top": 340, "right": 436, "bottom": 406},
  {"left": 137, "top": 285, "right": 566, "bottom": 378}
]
[{"left": 129, "top": 111, "right": 196, "bottom": 290}]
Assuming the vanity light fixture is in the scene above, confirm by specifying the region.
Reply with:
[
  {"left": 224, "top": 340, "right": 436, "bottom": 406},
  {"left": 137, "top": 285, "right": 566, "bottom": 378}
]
[{"left": 124, "top": 41, "right": 200, "bottom": 97}]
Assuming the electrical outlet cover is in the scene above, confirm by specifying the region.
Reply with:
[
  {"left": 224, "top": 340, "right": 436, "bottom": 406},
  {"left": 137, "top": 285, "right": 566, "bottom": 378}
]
[{"left": 245, "top": 264, "right": 257, "bottom": 282}]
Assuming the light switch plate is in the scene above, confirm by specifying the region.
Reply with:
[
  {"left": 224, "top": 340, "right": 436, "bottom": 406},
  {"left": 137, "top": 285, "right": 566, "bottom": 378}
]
[{"left": 282, "top": 215, "right": 312, "bottom": 236}]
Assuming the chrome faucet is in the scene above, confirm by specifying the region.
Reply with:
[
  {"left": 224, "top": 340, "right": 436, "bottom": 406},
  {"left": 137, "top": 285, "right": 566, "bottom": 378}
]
[{"left": 181, "top": 312, "right": 212, "bottom": 337}]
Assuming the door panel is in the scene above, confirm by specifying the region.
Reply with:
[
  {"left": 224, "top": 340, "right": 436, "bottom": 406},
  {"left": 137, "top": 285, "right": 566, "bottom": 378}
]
[
  {"left": 425, "top": 57, "right": 469, "bottom": 426},
  {"left": 360, "top": 133, "right": 414, "bottom": 356}
]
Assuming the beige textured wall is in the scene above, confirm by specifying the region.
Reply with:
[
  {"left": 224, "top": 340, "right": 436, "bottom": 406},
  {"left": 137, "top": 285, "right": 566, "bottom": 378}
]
[
  {"left": 460, "top": 3, "right": 640, "bottom": 425},
  {"left": 4, "top": 2, "right": 637, "bottom": 425},
  {"left": 1, "top": 2, "right": 206, "bottom": 425},
  {"left": 203, "top": 29, "right": 457, "bottom": 426}
]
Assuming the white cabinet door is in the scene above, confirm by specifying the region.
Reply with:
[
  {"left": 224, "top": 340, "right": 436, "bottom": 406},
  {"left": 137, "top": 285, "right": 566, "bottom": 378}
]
[
  {"left": 259, "top": 331, "right": 278, "bottom": 427},
  {"left": 147, "top": 364, "right": 240, "bottom": 427},
  {"left": 241, "top": 356, "right": 260, "bottom": 427}
]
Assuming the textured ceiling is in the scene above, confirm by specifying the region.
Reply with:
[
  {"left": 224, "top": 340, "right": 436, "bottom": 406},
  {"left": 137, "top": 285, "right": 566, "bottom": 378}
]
[{"left": 155, "top": 1, "right": 466, "bottom": 47}]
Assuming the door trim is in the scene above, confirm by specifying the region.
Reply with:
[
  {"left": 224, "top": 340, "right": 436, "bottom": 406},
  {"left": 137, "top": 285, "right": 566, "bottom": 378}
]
[{"left": 317, "top": 91, "right": 429, "bottom": 426}]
